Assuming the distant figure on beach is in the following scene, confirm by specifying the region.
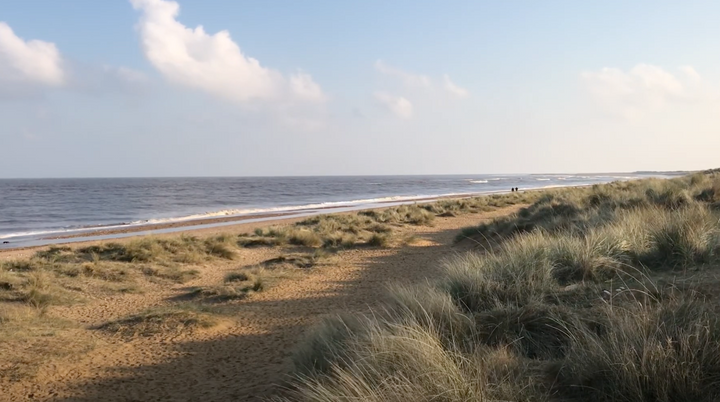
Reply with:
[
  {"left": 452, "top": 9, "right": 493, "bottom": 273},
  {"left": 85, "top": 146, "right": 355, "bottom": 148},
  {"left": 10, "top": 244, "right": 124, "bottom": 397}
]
[
  {"left": 511, "top": 188, "right": 515, "bottom": 192},
  {"left": 2, "top": 241, "right": 8, "bottom": 244}
]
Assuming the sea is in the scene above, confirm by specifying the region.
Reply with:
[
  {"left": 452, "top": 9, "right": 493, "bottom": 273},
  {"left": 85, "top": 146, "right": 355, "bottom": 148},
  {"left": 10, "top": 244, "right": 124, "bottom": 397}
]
[{"left": 0, "top": 173, "right": 680, "bottom": 248}]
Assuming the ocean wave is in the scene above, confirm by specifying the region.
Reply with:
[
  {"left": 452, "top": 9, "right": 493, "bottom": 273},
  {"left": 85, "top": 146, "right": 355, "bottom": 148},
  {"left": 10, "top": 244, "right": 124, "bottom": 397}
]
[
  {"left": 2, "top": 177, "right": 633, "bottom": 242},
  {"left": 0, "top": 223, "right": 134, "bottom": 240},
  {"left": 0, "top": 193, "right": 477, "bottom": 240}
]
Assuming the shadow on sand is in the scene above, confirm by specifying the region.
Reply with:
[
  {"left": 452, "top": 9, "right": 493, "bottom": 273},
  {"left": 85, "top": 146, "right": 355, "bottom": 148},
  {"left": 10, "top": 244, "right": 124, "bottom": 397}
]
[{"left": 53, "top": 223, "right": 485, "bottom": 402}]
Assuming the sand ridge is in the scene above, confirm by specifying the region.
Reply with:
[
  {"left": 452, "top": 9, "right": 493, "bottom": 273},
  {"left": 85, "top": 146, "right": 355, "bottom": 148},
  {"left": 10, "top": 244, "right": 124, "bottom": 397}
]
[{"left": 0, "top": 207, "right": 521, "bottom": 402}]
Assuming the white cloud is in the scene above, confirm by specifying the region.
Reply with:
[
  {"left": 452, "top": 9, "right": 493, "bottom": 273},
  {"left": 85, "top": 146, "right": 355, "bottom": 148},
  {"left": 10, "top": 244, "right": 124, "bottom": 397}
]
[
  {"left": 443, "top": 74, "right": 469, "bottom": 98},
  {"left": 130, "top": 0, "right": 325, "bottom": 103},
  {"left": 372, "top": 61, "right": 468, "bottom": 119},
  {"left": 0, "top": 22, "right": 64, "bottom": 88},
  {"left": 374, "top": 60, "right": 431, "bottom": 89},
  {"left": 374, "top": 91, "right": 413, "bottom": 119},
  {"left": 581, "top": 64, "right": 716, "bottom": 118},
  {"left": 290, "top": 71, "right": 327, "bottom": 102}
]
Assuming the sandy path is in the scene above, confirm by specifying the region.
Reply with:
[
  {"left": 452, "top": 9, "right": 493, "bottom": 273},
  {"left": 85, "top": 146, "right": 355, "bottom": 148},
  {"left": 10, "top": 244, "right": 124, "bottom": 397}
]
[{"left": 1, "top": 207, "right": 518, "bottom": 402}]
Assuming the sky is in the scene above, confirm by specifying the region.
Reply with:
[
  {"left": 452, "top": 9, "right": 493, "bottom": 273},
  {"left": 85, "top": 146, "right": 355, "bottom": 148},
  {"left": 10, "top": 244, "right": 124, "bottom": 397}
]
[{"left": 1, "top": 0, "right": 719, "bottom": 178}]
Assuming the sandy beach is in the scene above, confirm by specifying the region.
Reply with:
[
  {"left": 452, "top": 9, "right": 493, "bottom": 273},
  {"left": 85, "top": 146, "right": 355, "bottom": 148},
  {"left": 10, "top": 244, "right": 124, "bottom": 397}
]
[{"left": 0, "top": 199, "right": 523, "bottom": 401}]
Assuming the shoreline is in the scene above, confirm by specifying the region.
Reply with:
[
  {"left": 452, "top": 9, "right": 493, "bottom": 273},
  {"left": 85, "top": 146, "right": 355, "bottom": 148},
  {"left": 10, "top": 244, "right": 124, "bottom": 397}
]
[
  {"left": 0, "top": 174, "right": 702, "bottom": 401},
  {"left": 45, "top": 193, "right": 473, "bottom": 240},
  {"left": 0, "top": 199, "right": 527, "bottom": 401},
  {"left": 0, "top": 178, "right": 652, "bottom": 253},
  {"left": 0, "top": 192, "right": 497, "bottom": 253},
  {"left": 0, "top": 173, "right": 681, "bottom": 250}
]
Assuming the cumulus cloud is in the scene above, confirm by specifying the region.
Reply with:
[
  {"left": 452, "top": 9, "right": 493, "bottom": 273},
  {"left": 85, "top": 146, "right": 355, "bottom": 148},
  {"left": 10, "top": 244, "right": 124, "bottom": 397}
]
[
  {"left": 374, "top": 60, "right": 431, "bottom": 89},
  {"left": 374, "top": 91, "right": 413, "bottom": 119},
  {"left": 443, "top": 74, "right": 469, "bottom": 98},
  {"left": 581, "top": 64, "right": 716, "bottom": 118},
  {"left": 130, "top": 0, "right": 325, "bottom": 103},
  {"left": 0, "top": 22, "right": 64, "bottom": 90}
]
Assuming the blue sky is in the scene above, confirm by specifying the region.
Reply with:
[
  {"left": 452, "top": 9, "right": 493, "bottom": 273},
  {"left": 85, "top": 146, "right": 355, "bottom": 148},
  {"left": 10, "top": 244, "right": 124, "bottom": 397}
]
[{"left": 1, "top": 1, "right": 719, "bottom": 177}]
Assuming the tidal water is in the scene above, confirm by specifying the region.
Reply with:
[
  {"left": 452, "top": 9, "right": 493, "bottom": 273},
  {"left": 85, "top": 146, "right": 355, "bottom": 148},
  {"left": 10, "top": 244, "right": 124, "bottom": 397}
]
[{"left": 0, "top": 173, "right": 675, "bottom": 247}]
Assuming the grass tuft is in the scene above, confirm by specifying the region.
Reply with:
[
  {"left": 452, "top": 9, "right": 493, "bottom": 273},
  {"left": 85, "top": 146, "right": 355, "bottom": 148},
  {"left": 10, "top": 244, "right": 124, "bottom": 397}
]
[
  {"left": 282, "top": 171, "right": 720, "bottom": 402},
  {"left": 94, "top": 306, "right": 218, "bottom": 337}
]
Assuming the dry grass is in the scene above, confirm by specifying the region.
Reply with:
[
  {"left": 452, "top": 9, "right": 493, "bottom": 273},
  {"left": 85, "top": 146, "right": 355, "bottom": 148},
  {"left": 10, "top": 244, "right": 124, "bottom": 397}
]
[
  {"left": 7, "top": 173, "right": 718, "bottom": 399},
  {"left": 140, "top": 265, "right": 199, "bottom": 283},
  {"left": 367, "top": 233, "right": 390, "bottom": 247},
  {"left": 0, "top": 186, "right": 538, "bottom": 392},
  {"left": 281, "top": 171, "right": 720, "bottom": 402},
  {"left": 94, "top": 305, "right": 219, "bottom": 338},
  {"left": 240, "top": 194, "right": 530, "bottom": 252},
  {"left": 0, "top": 304, "right": 91, "bottom": 381},
  {"left": 185, "top": 270, "right": 264, "bottom": 303}
]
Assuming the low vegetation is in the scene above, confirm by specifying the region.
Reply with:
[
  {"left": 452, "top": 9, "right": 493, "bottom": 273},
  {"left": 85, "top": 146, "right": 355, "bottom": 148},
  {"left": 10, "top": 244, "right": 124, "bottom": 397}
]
[
  {"left": 0, "top": 191, "right": 528, "bottom": 314},
  {"left": 0, "top": 178, "right": 574, "bottom": 387},
  {"left": 184, "top": 268, "right": 264, "bottom": 302},
  {"left": 238, "top": 206, "right": 434, "bottom": 249},
  {"left": 0, "top": 304, "right": 90, "bottom": 381},
  {"left": 281, "top": 171, "right": 720, "bottom": 402},
  {"left": 94, "top": 305, "right": 219, "bottom": 338},
  {"left": 238, "top": 195, "right": 532, "bottom": 250}
]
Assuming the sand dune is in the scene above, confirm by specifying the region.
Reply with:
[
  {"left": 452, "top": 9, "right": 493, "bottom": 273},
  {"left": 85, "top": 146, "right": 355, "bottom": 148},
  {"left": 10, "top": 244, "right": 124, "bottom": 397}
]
[{"left": 0, "top": 206, "right": 520, "bottom": 401}]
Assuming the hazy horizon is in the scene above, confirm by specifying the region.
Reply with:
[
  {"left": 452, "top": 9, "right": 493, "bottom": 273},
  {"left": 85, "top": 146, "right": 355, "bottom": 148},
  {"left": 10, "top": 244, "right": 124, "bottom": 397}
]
[
  {"left": 3, "top": 1, "right": 720, "bottom": 178},
  {"left": 0, "top": 169, "right": 699, "bottom": 180}
]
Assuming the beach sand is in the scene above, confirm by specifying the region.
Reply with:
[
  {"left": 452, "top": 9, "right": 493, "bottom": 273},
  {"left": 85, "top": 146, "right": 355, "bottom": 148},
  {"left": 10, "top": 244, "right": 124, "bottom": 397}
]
[{"left": 0, "top": 204, "right": 522, "bottom": 401}]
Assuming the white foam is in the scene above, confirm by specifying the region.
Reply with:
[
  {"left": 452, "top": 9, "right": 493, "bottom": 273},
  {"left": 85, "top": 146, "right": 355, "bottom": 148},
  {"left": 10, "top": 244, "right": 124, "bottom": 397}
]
[
  {"left": 0, "top": 222, "right": 135, "bottom": 240},
  {"left": 5, "top": 174, "right": 649, "bottom": 242},
  {"left": 0, "top": 193, "right": 476, "bottom": 240}
]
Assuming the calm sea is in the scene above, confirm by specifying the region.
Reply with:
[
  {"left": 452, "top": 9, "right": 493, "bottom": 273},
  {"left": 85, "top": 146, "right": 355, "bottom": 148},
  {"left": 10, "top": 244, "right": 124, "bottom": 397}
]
[{"left": 0, "top": 173, "right": 674, "bottom": 247}]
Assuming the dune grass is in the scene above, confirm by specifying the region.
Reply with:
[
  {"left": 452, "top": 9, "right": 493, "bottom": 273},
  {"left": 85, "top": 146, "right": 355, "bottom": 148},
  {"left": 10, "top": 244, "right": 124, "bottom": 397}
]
[
  {"left": 239, "top": 194, "right": 531, "bottom": 251},
  {"left": 238, "top": 209, "right": 428, "bottom": 249},
  {"left": 184, "top": 269, "right": 264, "bottom": 303},
  {"left": 281, "top": 170, "right": 720, "bottom": 402},
  {"left": 0, "top": 187, "right": 527, "bottom": 312},
  {"left": 0, "top": 234, "right": 238, "bottom": 310},
  {"left": 94, "top": 305, "right": 219, "bottom": 338}
]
